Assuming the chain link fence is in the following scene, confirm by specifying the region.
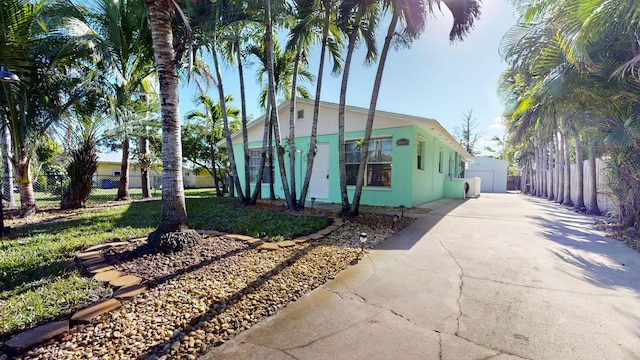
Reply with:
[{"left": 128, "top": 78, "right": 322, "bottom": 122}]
[{"left": 0, "top": 174, "right": 221, "bottom": 208}]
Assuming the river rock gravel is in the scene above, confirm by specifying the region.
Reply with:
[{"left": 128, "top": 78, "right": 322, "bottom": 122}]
[{"left": 16, "top": 212, "right": 413, "bottom": 360}]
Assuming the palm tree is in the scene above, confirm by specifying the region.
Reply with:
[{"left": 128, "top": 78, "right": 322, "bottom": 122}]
[
  {"left": 79, "top": 0, "right": 154, "bottom": 201},
  {"left": 502, "top": 0, "right": 640, "bottom": 225},
  {"left": 560, "top": 129, "right": 573, "bottom": 206},
  {"left": 184, "top": 0, "right": 268, "bottom": 205},
  {"left": 349, "top": 0, "right": 481, "bottom": 216},
  {"left": 0, "top": 0, "right": 88, "bottom": 217},
  {"left": 221, "top": 19, "right": 263, "bottom": 201},
  {"left": 185, "top": 94, "right": 240, "bottom": 197},
  {"left": 285, "top": 0, "right": 316, "bottom": 205},
  {"left": 136, "top": 86, "right": 161, "bottom": 200},
  {"left": 61, "top": 133, "right": 98, "bottom": 209},
  {"left": 336, "top": 0, "right": 379, "bottom": 214},
  {"left": 296, "top": 0, "right": 344, "bottom": 209},
  {"left": 144, "top": 0, "right": 200, "bottom": 252},
  {"left": 247, "top": 40, "right": 312, "bottom": 206}
]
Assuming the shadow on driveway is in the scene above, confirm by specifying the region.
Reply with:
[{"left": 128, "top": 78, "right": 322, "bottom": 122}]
[{"left": 525, "top": 196, "right": 640, "bottom": 293}]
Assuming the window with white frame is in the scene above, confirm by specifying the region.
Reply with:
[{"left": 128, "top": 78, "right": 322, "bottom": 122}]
[
  {"left": 345, "top": 137, "right": 392, "bottom": 187},
  {"left": 249, "top": 149, "right": 272, "bottom": 184}
]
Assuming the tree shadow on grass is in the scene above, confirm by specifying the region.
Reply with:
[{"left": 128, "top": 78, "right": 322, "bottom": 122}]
[{"left": 0, "top": 202, "right": 159, "bottom": 295}]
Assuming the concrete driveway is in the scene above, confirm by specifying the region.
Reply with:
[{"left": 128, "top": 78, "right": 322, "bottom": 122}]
[{"left": 202, "top": 193, "right": 640, "bottom": 360}]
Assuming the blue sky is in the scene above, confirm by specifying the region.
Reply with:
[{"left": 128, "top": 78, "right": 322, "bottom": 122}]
[{"left": 179, "top": 1, "right": 517, "bottom": 154}]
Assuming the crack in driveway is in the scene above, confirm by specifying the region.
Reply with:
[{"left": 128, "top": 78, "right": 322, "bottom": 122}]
[
  {"left": 436, "top": 236, "right": 464, "bottom": 336},
  {"left": 282, "top": 310, "right": 386, "bottom": 352}
]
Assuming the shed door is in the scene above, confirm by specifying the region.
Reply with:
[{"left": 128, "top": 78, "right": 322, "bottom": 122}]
[
  {"left": 475, "top": 170, "right": 494, "bottom": 192},
  {"left": 309, "top": 143, "right": 329, "bottom": 199}
]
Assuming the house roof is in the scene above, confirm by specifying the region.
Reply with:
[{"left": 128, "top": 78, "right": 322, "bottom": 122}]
[
  {"left": 97, "top": 152, "right": 124, "bottom": 164},
  {"left": 218, "top": 98, "right": 474, "bottom": 162},
  {"left": 98, "top": 152, "right": 197, "bottom": 170}
]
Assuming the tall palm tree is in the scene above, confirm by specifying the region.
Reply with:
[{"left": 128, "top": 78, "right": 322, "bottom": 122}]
[
  {"left": 286, "top": 0, "right": 316, "bottom": 205},
  {"left": 336, "top": 0, "right": 379, "bottom": 214},
  {"left": 136, "top": 83, "right": 161, "bottom": 200},
  {"left": 221, "top": 19, "right": 263, "bottom": 201},
  {"left": 144, "top": 0, "right": 200, "bottom": 251},
  {"left": 79, "top": 0, "right": 154, "bottom": 201},
  {"left": 247, "top": 40, "right": 312, "bottom": 206},
  {"left": 185, "top": 94, "right": 240, "bottom": 196},
  {"left": 0, "top": 0, "right": 88, "bottom": 217},
  {"left": 349, "top": 0, "right": 481, "bottom": 216},
  {"left": 296, "top": 0, "right": 344, "bottom": 209},
  {"left": 184, "top": 0, "right": 269, "bottom": 204}
]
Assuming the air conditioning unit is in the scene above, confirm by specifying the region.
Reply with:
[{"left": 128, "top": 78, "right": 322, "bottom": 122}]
[{"left": 464, "top": 177, "right": 481, "bottom": 198}]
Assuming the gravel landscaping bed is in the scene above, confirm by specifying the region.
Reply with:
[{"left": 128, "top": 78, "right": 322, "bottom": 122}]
[{"left": 14, "top": 213, "right": 413, "bottom": 359}]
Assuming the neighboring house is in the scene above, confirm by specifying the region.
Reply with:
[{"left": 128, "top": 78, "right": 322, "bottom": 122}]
[
  {"left": 182, "top": 160, "right": 217, "bottom": 188},
  {"left": 465, "top": 156, "right": 508, "bottom": 193},
  {"left": 223, "top": 98, "right": 474, "bottom": 208},
  {"left": 96, "top": 153, "right": 205, "bottom": 189}
]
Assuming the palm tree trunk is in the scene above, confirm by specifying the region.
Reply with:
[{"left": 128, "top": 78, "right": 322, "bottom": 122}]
[
  {"left": 288, "top": 55, "right": 301, "bottom": 204},
  {"left": 337, "top": 9, "right": 365, "bottom": 215},
  {"left": 533, "top": 142, "right": 540, "bottom": 197},
  {"left": 562, "top": 131, "right": 573, "bottom": 206},
  {"left": 349, "top": 10, "right": 399, "bottom": 216},
  {"left": 540, "top": 141, "right": 549, "bottom": 198},
  {"left": 525, "top": 159, "right": 532, "bottom": 194},
  {"left": 298, "top": 9, "right": 334, "bottom": 209},
  {"left": 2, "top": 124, "right": 15, "bottom": 206},
  {"left": 268, "top": 118, "right": 275, "bottom": 200},
  {"left": 145, "top": 0, "right": 198, "bottom": 251},
  {"left": 574, "top": 136, "right": 584, "bottom": 210},
  {"left": 236, "top": 40, "right": 252, "bottom": 200},
  {"left": 556, "top": 133, "right": 564, "bottom": 203},
  {"left": 115, "top": 136, "right": 130, "bottom": 200},
  {"left": 586, "top": 138, "right": 600, "bottom": 215},
  {"left": 15, "top": 160, "right": 35, "bottom": 217},
  {"left": 212, "top": 42, "right": 246, "bottom": 204},
  {"left": 250, "top": 102, "right": 271, "bottom": 204},
  {"left": 210, "top": 142, "right": 222, "bottom": 196},
  {"left": 535, "top": 140, "right": 541, "bottom": 196},
  {"left": 263, "top": 0, "right": 294, "bottom": 209},
  {"left": 139, "top": 137, "right": 152, "bottom": 199},
  {"left": 547, "top": 138, "right": 555, "bottom": 200},
  {"left": 270, "top": 102, "right": 295, "bottom": 208}
]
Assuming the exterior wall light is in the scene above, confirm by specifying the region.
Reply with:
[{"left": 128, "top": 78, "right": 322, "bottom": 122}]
[{"left": 392, "top": 214, "right": 399, "bottom": 229}]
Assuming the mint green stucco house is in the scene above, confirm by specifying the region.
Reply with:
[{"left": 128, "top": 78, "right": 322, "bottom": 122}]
[{"left": 226, "top": 98, "right": 474, "bottom": 208}]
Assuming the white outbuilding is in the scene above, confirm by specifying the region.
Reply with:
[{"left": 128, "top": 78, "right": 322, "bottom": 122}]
[{"left": 465, "top": 156, "right": 508, "bottom": 193}]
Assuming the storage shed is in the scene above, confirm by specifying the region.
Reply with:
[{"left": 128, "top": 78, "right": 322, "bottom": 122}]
[{"left": 465, "top": 156, "right": 507, "bottom": 193}]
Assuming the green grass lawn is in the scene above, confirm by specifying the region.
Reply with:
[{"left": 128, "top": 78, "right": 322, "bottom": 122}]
[{"left": 0, "top": 189, "right": 330, "bottom": 339}]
